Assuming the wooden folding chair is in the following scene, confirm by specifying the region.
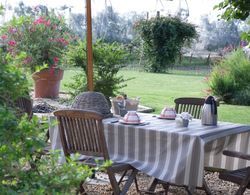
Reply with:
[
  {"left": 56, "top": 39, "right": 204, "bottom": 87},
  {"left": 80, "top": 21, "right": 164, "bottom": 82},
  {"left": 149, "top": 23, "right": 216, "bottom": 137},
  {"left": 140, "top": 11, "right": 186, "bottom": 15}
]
[
  {"left": 15, "top": 96, "right": 52, "bottom": 168},
  {"left": 54, "top": 109, "right": 138, "bottom": 195},
  {"left": 219, "top": 150, "right": 250, "bottom": 195},
  {"left": 174, "top": 97, "right": 205, "bottom": 119},
  {"left": 15, "top": 96, "right": 33, "bottom": 120},
  {"left": 143, "top": 98, "right": 210, "bottom": 194}
]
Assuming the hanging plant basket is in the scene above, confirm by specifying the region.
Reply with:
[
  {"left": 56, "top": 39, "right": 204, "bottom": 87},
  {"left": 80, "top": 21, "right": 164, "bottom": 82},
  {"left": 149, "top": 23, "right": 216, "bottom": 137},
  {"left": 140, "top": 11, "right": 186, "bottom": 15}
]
[{"left": 32, "top": 68, "right": 64, "bottom": 98}]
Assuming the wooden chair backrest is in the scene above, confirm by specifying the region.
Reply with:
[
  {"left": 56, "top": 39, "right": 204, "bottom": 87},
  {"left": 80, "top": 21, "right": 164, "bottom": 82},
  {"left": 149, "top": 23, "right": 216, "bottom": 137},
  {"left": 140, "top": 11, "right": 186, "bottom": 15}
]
[
  {"left": 15, "top": 97, "right": 33, "bottom": 119},
  {"left": 174, "top": 97, "right": 205, "bottom": 119},
  {"left": 54, "top": 109, "right": 109, "bottom": 160}
]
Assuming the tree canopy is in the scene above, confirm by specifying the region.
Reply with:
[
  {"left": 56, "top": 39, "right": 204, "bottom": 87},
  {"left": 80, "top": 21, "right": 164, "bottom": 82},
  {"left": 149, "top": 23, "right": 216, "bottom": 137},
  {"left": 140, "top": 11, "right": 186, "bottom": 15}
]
[{"left": 215, "top": 0, "right": 250, "bottom": 21}]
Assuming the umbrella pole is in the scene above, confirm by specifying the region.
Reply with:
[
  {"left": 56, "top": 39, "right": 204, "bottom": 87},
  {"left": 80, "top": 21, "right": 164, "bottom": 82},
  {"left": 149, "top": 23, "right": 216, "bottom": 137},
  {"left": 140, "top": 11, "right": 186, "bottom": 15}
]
[{"left": 86, "top": 0, "right": 94, "bottom": 91}]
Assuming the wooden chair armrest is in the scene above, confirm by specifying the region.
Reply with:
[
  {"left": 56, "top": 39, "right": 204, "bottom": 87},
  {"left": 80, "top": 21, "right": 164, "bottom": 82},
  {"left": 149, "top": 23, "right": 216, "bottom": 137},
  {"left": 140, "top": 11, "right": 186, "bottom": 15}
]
[{"left": 223, "top": 150, "right": 250, "bottom": 161}]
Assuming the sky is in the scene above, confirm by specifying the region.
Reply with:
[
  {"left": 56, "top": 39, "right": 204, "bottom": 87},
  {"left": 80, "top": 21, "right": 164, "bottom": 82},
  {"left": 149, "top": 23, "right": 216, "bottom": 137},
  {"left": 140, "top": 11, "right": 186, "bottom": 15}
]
[{"left": 2, "top": 0, "right": 222, "bottom": 24}]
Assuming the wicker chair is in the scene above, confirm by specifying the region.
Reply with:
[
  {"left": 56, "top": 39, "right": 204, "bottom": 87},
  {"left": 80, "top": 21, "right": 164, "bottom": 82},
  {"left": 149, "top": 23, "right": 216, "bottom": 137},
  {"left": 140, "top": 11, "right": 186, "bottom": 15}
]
[
  {"left": 219, "top": 150, "right": 250, "bottom": 195},
  {"left": 54, "top": 109, "right": 138, "bottom": 195},
  {"left": 72, "top": 91, "right": 113, "bottom": 118},
  {"left": 174, "top": 97, "right": 205, "bottom": 119}
]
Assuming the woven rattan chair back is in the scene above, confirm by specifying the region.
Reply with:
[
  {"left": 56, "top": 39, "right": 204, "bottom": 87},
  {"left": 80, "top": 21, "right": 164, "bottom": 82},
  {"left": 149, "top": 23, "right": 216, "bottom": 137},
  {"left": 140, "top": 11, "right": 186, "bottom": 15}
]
[
  {"left": 54, "top": 109, "right": 109, "bottom": 160},
  {"left": 72, "top": 92, "right": 112, "bottom": 118},
  {"left": 15, "top": 96, "right": 33, "bottom": 119},
  {"left": 174, "top": 97, "right": 205, "bottom": 119}
]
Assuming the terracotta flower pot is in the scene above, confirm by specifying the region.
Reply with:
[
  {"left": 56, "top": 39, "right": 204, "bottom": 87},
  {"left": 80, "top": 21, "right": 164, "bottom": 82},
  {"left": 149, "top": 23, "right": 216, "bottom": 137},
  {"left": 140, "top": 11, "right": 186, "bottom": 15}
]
[{"left": 32, "top": 68, "right": 64, "bottom": 98}]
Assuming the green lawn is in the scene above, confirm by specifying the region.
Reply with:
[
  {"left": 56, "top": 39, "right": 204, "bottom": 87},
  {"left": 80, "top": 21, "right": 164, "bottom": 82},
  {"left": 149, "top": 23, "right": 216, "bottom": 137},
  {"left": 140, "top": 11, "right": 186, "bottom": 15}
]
[{"left": 61, "top": 69, "right": 250, "bottom": 124}]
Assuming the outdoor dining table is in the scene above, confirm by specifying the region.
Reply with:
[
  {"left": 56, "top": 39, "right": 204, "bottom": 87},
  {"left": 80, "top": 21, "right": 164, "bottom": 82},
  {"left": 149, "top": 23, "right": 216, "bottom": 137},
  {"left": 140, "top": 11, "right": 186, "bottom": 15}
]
[{"left": 49, "top": 113, "right": 250, "bottom": 188}]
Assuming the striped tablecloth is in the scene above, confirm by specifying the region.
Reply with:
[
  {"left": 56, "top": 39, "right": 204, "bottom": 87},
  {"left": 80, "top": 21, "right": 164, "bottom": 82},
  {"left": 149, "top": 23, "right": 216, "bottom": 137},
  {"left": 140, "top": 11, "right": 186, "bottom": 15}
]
[{"left": 103, "top": 114, "right": 250, "bottom": 187}]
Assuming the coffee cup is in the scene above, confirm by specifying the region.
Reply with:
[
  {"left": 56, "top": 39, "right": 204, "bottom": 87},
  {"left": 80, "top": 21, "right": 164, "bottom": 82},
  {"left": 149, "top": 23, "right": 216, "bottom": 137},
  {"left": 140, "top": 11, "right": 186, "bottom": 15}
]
[
  {"left": 160, "top": 107, "right": 176, "bottom": 119},
  {"left": 123, "top": 111, "right": 140, "bottom": 123}
]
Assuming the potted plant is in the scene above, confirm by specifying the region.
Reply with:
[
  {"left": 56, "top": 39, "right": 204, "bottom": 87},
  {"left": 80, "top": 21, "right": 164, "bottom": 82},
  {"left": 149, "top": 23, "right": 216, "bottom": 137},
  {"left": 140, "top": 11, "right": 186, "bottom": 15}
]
[
  {"left": 0, "top": 9, "right": 76, "bottom": 98},
  {"left": 176, "top": 112, "right": 193, "bottom": 127}
]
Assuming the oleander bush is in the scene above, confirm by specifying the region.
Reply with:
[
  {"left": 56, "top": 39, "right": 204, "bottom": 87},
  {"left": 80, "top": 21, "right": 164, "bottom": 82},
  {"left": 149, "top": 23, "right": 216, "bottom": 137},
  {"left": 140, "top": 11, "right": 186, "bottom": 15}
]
[
  {"left": 0, "top": 9, "right": 76, "bottom": 73},
  {"left": 208, "top": 49, "right": 250, "bottom": 105}
]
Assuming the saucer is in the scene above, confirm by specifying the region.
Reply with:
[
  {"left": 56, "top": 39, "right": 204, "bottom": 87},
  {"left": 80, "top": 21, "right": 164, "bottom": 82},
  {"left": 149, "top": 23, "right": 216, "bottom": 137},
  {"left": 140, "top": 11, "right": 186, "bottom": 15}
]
[
  {"left": 119, "top": 119, "right": 145, "bottom": 125},
  {"left": 158, "top": 116, "right": 176, "bottom": 120}
]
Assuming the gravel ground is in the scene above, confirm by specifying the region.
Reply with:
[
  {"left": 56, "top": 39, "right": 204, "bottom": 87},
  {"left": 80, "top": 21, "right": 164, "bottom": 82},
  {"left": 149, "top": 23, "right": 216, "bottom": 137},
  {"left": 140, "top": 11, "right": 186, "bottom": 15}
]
[
  {"left": 82, "top": 171, "right": 250, "bottom": 195},
  {"left": 33, "top": 95, "right": 250, "bottom": 195}
]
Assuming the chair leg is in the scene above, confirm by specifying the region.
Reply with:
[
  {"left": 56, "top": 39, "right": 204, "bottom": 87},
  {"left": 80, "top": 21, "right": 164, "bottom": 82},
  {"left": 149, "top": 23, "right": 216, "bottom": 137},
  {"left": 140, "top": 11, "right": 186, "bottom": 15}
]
[
  {"left": 162, "top": 183, "right": 170, "bottom": 195},
  {"left": 118, "top": 170, "right": 128, "bottom": 185},
  {"left": 90, "top": 169, "right": 96, "bottom": 179},
  {"left": 120, "top": 169, "right": 138, "bottom": 195},
  {"left": 107, "top": 170, "right": 121, "bottom": 195},
  {"left": 142, "top": 178, "right": 168, "bottom": 194},
  {"left": 202, "top": 178, "right": 212, "bottom": 195},
  {"left": 235, "top": 185, "right": 248, "bottom": 195},
  {"left": 147, "top": 178, "right": 159, "bottom": 192},
  {"left": 118, "top": 169, "right": 140, "bottom": 192},
  {"left": 107, "top": 169, "right": 138, "bottom": 195},
  {"left": 235, "top": 186, "right": 247, "bottom": 195},
  {"left": 185, "top": 178, "right": 211, "bottom": 195},
  {"left": 134, "top": 175, "right": 140, "bottom": 192},
  {"left": 184, "top": 186, "right": 194, "bottom": 195},
  {"left": 77, "top": 181, "right": 86, "bottom": 195}
]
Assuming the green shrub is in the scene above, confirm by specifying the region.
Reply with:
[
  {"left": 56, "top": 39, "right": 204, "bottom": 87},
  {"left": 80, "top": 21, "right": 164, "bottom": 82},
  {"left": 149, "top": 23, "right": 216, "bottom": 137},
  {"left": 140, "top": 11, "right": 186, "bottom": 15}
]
[
  {"left": 232, "top": 86, "right": 250, "bottom": 105},
  {"left": 0, "top": 51, "right": 29, "bottom": 108},
  {"left": 64, "top": 72, "right": 87, "bottom": 99},
  {"left": 0, "top": 108, "right": 92, "bottom": 194},
  {"left": 64, "top": 39, "right": 130, "bottom": 99},
  {"left": 0, "top": 48, "right": 93, "bottom": 193},
  {"left": 135, "top": 16, "right": 197, "bottom": 73},
  {"left": 208, "top": 66, "right": 236, "bottom": 103},
  {"left": 208, "top": 49, "right": 250, "bottom": 105}
]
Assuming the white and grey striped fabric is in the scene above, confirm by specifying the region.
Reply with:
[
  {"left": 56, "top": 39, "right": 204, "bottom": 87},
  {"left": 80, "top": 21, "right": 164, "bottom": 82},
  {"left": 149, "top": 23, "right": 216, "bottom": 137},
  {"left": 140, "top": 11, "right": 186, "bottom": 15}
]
[{"left": 103, "top": 114, "right": 250, "bottom": 187}]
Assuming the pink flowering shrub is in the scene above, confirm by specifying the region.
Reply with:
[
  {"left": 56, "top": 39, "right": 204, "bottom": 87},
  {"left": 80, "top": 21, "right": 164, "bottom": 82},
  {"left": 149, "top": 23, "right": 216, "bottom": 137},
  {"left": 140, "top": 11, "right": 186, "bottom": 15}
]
[{"left": 0, "top": 12, "right": 77, "bottom": 72}]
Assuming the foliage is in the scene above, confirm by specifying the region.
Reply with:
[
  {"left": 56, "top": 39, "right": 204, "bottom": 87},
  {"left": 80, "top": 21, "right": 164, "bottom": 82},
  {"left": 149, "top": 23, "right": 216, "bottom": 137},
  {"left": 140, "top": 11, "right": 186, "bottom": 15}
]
[
  {"left": 214, "top": 0, "right": 250, "bottom": 21},
  {"left": 135, "top": 16, "right": 197, "bottom": 73},
  {"left": 0, "top": 40, "right": 92, "bottom": 193},
  {"left": 0, "top": 9, "right": 76, "bottom": 73},
  {"left": 200, "top": 16, "right": 240, "bottom": 51},
  {"left": 0, "top": 4, "right": 4, "bottom": 15},
  {"left": 64, "top": 40, "right": 129, "bottom": 99},
  {"left": 93, "top": 6, "right": 128, "bottom": 43},
  {"left": 208, "top": 49, "right": 250, "bottom": 105},
  {"left": 14, "top": 2, "right": 49, "bottom": 17},
  {"left": 64, "top": 72, "right": 87, "bottom": 99},
  {"left": 214, "top": 1, "right": 250, "bottom": 44},
  {"left": 69, "top": 13, "right": 86, "bottom": 39},
  {"left": 0, "top": 107, "right": 93, "bottom": 194},
  {"left": 0, "top": 50, "right": 29, "bottom": 106}
]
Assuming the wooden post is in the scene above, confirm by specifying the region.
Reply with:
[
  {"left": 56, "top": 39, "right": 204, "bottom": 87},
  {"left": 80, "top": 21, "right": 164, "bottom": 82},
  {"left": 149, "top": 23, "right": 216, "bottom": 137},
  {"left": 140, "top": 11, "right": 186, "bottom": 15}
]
[{"left": 86, "top": 0, "right": 94, "bottom": 91}]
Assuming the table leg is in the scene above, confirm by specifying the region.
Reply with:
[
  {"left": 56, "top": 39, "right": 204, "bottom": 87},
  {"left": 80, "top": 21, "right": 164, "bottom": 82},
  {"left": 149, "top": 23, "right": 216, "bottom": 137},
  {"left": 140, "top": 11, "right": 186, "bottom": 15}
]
[{"left": 147, "top": 177, "right": 159, "bottom": 192}]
